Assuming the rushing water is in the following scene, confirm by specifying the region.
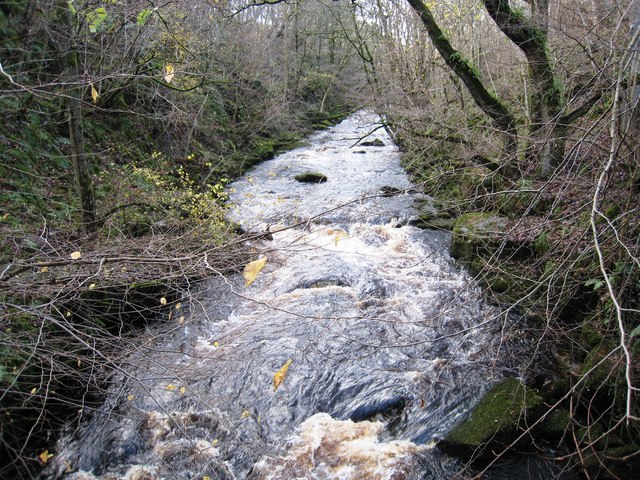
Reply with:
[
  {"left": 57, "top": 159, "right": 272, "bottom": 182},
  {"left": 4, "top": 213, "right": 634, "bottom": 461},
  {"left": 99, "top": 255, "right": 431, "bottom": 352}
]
[{"left": 48, "top": 112, "right": 523, "bottom": 480}]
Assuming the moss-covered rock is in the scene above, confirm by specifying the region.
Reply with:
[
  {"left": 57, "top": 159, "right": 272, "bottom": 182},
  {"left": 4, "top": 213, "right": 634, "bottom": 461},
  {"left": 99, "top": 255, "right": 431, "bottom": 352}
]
[
  {"left": 450, "top": 212, "right": 507, "bottom": 264},
  {"left": 538, "top": 408, "right": 571, "bottom": 439},
  {"left": 451, "top": 212, "right": 537, "bottom": 265},
  {"left": 295, "top": 171, "right": 328, "bottom": 183},
  {"left": 440, "top": 378, "right": 543, "bottom": 459}
]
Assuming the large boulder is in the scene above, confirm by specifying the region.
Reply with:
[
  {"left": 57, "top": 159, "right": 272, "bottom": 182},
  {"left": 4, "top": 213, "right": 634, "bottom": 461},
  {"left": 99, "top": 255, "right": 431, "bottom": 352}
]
[{"left": 439, "top": 378, "right": 543, "bottom": 460}]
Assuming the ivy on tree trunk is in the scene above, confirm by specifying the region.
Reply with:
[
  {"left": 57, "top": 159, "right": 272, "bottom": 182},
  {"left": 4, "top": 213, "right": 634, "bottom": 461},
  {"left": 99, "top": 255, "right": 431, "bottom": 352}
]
[
  {"left": 406, "top": 0, "right": 576, "bottom": 178},
  {"left": 405, "top": 0, "right": 518, "bottom": 177}
]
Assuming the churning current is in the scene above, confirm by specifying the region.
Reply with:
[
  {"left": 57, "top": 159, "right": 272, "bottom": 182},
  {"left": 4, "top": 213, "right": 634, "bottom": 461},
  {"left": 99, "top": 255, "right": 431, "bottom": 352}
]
[{"left": 49, "top": 112, "right": 516, "bottom": 480}]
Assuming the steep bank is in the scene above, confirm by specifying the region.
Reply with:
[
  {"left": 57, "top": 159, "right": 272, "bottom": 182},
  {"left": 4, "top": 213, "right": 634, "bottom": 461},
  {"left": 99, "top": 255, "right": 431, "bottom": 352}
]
[{"left": 385, "top": 111, "right": 640, "bottom": 478}]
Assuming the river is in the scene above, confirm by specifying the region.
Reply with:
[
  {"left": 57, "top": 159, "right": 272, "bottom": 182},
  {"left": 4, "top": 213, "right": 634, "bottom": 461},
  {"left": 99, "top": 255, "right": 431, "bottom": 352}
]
[{"left": 47, "top": 112, "right": 526, "bottom": 480}]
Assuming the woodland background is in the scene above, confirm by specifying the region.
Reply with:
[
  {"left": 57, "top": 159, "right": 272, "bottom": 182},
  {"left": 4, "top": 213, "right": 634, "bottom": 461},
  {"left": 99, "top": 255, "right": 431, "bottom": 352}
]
[{"left": 0, "top": 1, "right": 638, "bottom": 478}]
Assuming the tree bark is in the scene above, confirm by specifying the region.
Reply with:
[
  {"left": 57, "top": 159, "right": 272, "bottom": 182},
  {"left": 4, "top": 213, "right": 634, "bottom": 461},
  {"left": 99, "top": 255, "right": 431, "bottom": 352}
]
[
  {"left": 481, "top": 0, "right": 563, "bottom": 176},
  {"left": 58, "top": 1, "right": 97, "bottom": 233}
]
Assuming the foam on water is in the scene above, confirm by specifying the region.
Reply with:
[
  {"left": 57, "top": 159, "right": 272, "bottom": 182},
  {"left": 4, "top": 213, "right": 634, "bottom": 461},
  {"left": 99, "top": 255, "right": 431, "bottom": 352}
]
[{"left": 48, "top": 112, "right": 513, "bottom": 480}]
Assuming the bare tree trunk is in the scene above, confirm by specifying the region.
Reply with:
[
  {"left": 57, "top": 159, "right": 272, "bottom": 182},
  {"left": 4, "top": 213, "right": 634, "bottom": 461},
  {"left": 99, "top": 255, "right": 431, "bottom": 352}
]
[
  {"left": 406, "top": 0, "right": 518, "bottom": 176},
  {"left": 58, "top": 0, "right": 96, "bottom": 233},
  {"left": 482, "top": 0, "right": 563, "bottom": 177}
]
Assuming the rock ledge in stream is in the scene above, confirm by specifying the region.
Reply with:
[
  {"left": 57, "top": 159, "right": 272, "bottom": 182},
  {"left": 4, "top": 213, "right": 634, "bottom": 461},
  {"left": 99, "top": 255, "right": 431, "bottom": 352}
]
[
  {"left": 439, "top": 378, "right": 543, "bottom": 460},
  {"left": 294, "top": 171, "right": 328, "bottom": 183},
  {"left": 360, "top": 138, "right": 385, "bottom": 147}
]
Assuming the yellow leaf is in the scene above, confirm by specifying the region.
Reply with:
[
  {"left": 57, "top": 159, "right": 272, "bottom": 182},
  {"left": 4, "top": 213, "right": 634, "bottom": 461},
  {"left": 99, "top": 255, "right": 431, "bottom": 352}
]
[
  {"left": 91, "top": 84, "right": 99, "bottom": 103},
  {"left": 70, "top": 251, "right": 82, "bottom": 260},
  {"left": 328, "top": 228, "right": 349, "bottom": 246},
  {"left": 212, "top": 340, "right": 220, "bottom": 348},
  {"left": 240, "top": 409, "right": 251, "bottom": 419},
  {"left": 179, "top": 386, "right": 186, "bottom": 395},
  {"left": 40, "top": 266, "right": 49, "bottom": 273},
  {"left": 160, "top": 297, "right": 167, "bottom": 305},
  {"left": 39, "top": 450, "right": 54, "bottom": 464},
  {"left": 243, "top": 257, "right": 267, "bottom": 287},
  {"left": 178, "top": 316, "right": 185, "bottom": 324},
  {"left": 164, "top": 64, "right": 175, "bottom": 83},
  {"left": 203, "top": 477, "right": 211, "bottom": 480},
  {"left": 89, "top": 283, "right": 96, "bottom": 290},
  {"left": 127, "top": 394, "right": 134, "bottom": 401},
  {"left": 273, "top": 358, "right": 292, "bottom": 392},
  {"left": 30, "top": 387, "right": 37, "bottom": 395},
  {"left": 166, "top": 384, "right": 177, "bottom": 391},
  {"left": 211, "top": 439, "right": 219, "bottom": 447},
  {"left": 175, "top": 303, "right": 181, "bottom": 310}
]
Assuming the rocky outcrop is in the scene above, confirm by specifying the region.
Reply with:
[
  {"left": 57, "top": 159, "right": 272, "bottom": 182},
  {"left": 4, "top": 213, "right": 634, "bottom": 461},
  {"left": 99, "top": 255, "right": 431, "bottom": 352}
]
[{"left": 439, "top": 378, "right": 543, "bottom": 460}]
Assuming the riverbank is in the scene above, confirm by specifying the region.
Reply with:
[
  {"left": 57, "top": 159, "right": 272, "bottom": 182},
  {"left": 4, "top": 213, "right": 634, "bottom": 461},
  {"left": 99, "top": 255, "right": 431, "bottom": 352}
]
[
  {"left": 0, "top": 92, "right": 352, "bottom": 477},
  {"left": 386, "top": 111, "right": 640, "bottom": 478}
]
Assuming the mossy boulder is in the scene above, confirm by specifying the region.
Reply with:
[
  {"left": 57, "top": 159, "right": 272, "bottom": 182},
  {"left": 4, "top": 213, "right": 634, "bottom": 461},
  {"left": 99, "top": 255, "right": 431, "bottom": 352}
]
[
  {"left": 294, "top": 171, "right": 328, "bottom": 183},
  {"left": 451, "top": 212, "right": 535, "bottom": 266},
  {"left": 450, "top": 212, "right": 507, "bottom": 264},
  {"left": 538, "top": 408, "right": 571, "bottom": 440},
  {"left": 440, "top": 378, "right": 543, "bottom": 460}
]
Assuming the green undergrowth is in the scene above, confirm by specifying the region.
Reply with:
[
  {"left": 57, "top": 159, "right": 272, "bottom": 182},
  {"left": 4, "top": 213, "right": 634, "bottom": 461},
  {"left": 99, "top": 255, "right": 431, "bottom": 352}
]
[{"left": 0, "top": 84, "right": 352, "bottom": 476}]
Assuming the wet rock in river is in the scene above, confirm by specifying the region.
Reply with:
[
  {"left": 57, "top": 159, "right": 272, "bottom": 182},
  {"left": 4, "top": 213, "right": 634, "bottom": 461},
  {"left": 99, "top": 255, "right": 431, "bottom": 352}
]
[
  {"left": 360, "top": 138, "right": 385, "bottom": 147},
  {"left": 294, "top": 171, "right": 328, "bottom": 183}
]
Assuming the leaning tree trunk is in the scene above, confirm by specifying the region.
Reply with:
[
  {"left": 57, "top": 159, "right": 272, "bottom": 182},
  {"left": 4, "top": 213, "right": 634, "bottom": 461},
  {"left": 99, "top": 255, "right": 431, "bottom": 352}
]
[
  {"left": 482, "top": 0, "right": 563, "bottom": 177},
  {"left": 406, "top": 0, "right": 518, "bottom": 177},
  {"left": 57, "top": 0, "right": 96, "bottom": 233}
]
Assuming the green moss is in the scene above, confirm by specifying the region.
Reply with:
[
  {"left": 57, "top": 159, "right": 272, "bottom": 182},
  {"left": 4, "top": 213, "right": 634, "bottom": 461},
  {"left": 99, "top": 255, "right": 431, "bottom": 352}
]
[
  {"left": 295, "top": 171, "right": 328, "bottom": 183},
  {"left": 451, "top": 211, "right": 505, "bottom": 262},
  {"left": 539, "top": 408, "right": 571, "bottom": 438},
  {"left": 533, "top": 231, "right": 550, "bottom": 255},
  {"left": 445, "top": 378, "right": 543, "bottom": 447}
]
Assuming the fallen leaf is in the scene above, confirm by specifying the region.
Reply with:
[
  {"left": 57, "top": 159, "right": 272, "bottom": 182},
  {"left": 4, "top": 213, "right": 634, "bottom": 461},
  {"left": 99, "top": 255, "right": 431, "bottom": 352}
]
[
  {"left": 70, "top": 251, "right": 82, "bottom": 260},
  {"left": 40, "top": 266, "right": 49, "bottom": 273},
  {"left": 89, "top": 283, "right": 96, "bottom": 290},
  {"left": 178, "top": 316, "right": 185, "bottom": 324},
  {"left": 164, "top": 64, "right": 175, "bottom": 83},
  {"left": 243, "top": 257, "right": 267, "bottom": 287},
  {"left": 273, "top": 358, "right": 292, "bottom": 392},
  {"left": 328, "top": 228, "right": 349, "bottom": 246},
  {"left": 240, "top": 409, "right": 251, "bottom": 419},
  {"left": 179, "top": 386, "right": 186, "bottom": 395},
  {"left": 166, "top": 384, "right": 177, "bottom": 391},
  {"left": 160, "top": 297, "right": 167, "bottom": 305},
  {"left": 127, "top": 394, "right": 134, "bottom": 401},
  {"left": 39, "top": 450, "right": 54, "bottom": 464},
  {"left": 175, "top": 303, "right": 181, "bottom": 310},
  {"left": 211, "top": 439, "right": 219, "bottom": 447},
  {"left": 212, "top": 340, "right": 220, "bottom": 348}
]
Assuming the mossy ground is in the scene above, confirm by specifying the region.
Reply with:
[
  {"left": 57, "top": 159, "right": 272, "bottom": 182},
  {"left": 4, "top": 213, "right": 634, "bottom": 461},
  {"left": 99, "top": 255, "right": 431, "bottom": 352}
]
[{"left": 444, "top": 378, "right": 543, "bottom": 450}]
